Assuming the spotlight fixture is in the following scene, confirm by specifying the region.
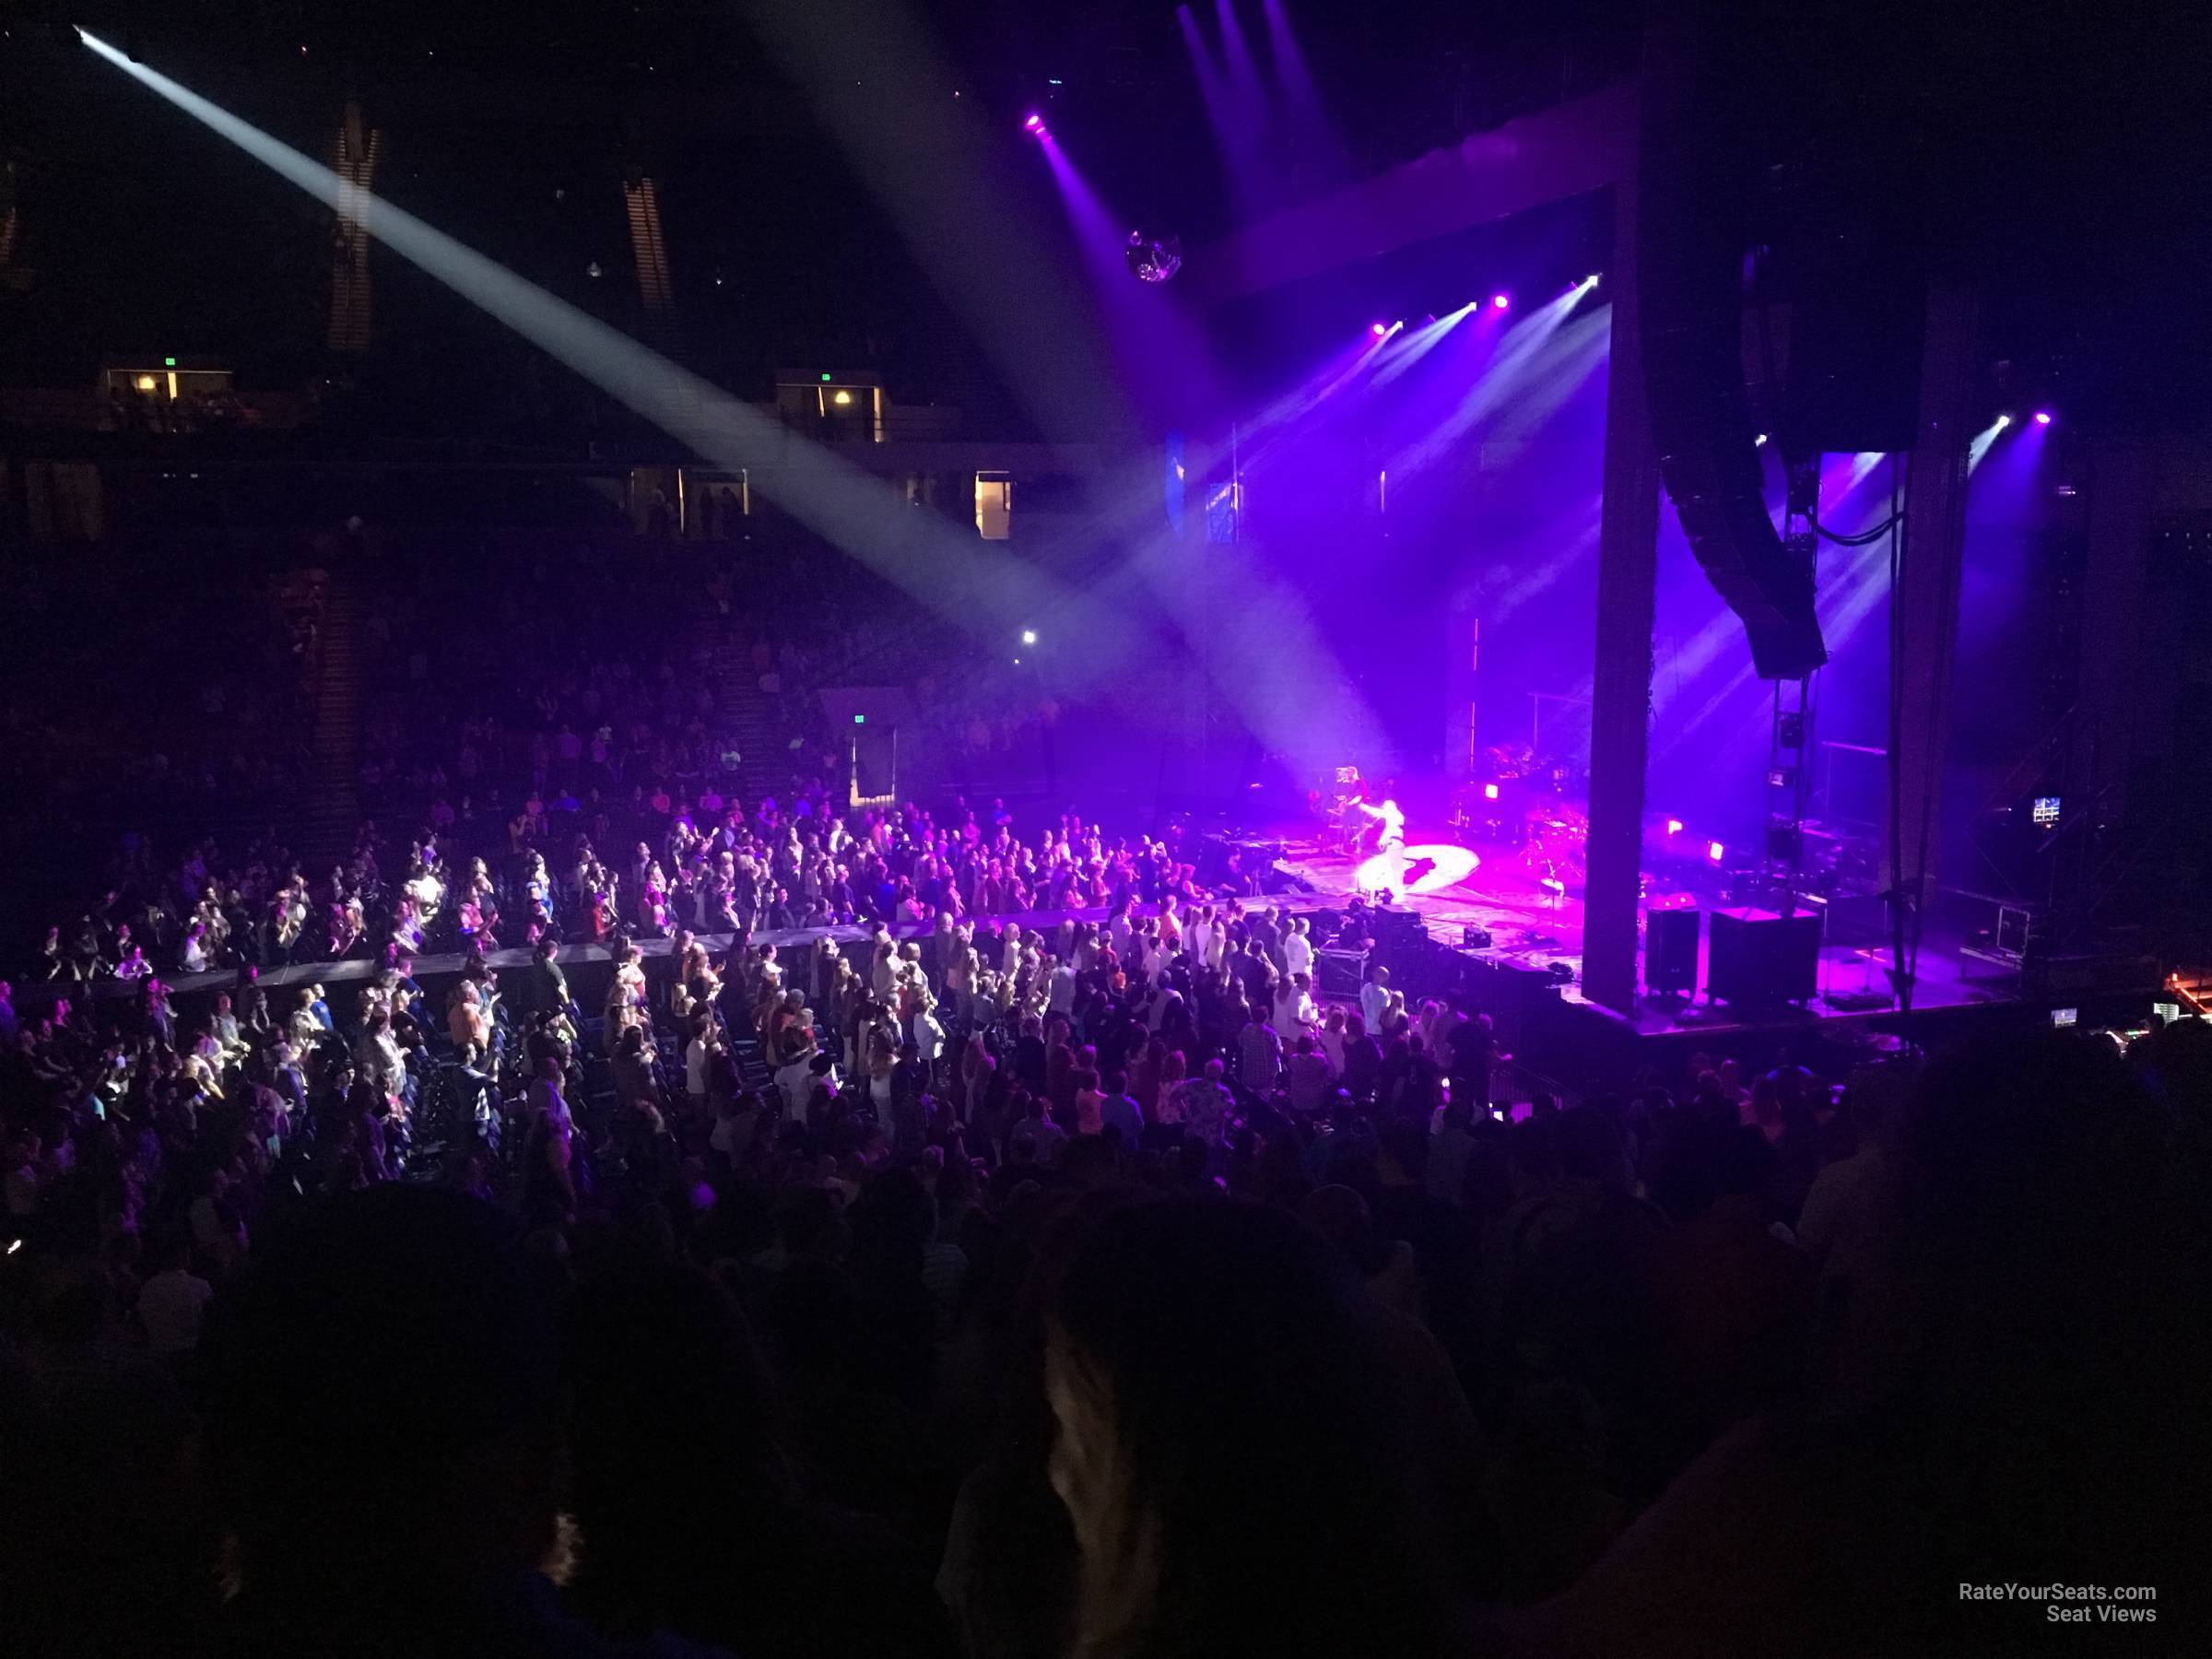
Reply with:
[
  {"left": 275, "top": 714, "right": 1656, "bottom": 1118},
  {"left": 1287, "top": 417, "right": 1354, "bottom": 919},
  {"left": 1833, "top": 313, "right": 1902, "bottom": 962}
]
[
  {"left": 1020, "top": 629, "right": 1038, "bottom": 645},
  {"left": 1994, "top": 414, "right": 2012, "bottom": 429},
  {"left": 1023, "top": 112, "right": 1043, "bottom": 132},
  {"left": 1483, "top": 782, "right": 1500, "bottom": 800},
  {"left": 831, "top": 389, "right": 853, "bottom": 406},
  {"left": 1370, "top": 322, "right": 1389, "bottom": 337},
  {"left": 1665, "top": 818, "right": 1685, "bottom": 836},
  {"left": 1491, "top": 293, "right": 1511, "bottom": 311},
  {"left": 2034, "top": 410, "right": 2053, "bottom": 426},
  {"left": 1586, "top": 273, "right": 1602, "bottom": 286},
  {"left": 1753, "top": 433, "right": 1769, "bottom": 447},
  {"left": 1706, "top": 841, "right": 1726, "bottom": 863}
]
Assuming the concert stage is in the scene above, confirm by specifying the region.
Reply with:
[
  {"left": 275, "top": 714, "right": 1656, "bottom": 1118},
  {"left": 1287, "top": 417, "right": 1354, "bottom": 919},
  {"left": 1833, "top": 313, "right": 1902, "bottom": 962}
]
[{"left": 1261, "top": 821, "right": 2154, "bottom": 1084}]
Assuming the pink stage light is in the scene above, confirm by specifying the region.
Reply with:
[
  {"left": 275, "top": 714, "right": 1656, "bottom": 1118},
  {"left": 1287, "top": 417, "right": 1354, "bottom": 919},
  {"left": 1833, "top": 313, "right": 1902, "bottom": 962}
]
[
  {"left": 1370, "top": 322, "right": 1388, "bottom": 337},
  {"left": 2034, "top": 410, "right": 2053, "bottom": 426},
  {"left": 1665, "top": 818, "right": 1684, "bottom": 835},
  {"left": 1491, "top": 293, "right": 1511, "bottom": 311},
  {"left": 1483, "top": 782, "right": 1500, "bottom": 800},
  {"left": 1023, "top": 113, "right": 1044, "bottom": 132},
  {"left": 1706, "top": 841, "right": 1725, "bottom": 862}
]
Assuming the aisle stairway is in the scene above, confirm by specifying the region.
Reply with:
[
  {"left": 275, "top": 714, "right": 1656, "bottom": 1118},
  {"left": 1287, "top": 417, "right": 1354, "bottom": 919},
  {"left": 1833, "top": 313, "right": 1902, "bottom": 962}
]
[
  {"left": 296, "top": 575, "right": 364, "bottom": 868},
  {"left": 703, "top": 631, "right": 785, "bottom": 805}
]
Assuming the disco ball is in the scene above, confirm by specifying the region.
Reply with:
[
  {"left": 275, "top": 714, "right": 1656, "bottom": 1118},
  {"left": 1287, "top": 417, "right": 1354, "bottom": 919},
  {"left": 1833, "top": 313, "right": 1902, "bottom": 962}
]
[{"left": 1125, "top": 229, "right": 1182, "bottom": 284}]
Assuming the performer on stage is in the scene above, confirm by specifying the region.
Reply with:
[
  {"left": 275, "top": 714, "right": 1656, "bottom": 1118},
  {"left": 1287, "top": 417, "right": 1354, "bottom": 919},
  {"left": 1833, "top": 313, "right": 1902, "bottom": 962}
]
[{"left": 1353, "top": 796, "right": 1406, "bottom": 892}]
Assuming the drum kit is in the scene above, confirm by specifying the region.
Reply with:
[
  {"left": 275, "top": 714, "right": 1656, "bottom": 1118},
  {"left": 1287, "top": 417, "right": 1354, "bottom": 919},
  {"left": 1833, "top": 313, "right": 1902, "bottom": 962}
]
[{"left": 1520, "top": 805, "right": 1589, "bottom": 892}]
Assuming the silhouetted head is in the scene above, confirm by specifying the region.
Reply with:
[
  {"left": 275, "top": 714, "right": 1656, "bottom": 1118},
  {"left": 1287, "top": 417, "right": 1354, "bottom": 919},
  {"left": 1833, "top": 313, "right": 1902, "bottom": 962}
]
[
  {"left": 1047, "top": 1199, "right": 1439, "bottom": 1658},
  {"left": 201, "top": 1188, "right": 560, "bottom": 1607}
]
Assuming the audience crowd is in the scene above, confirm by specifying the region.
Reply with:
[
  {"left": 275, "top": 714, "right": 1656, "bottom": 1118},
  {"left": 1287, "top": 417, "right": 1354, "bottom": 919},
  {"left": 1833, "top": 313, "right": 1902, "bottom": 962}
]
[
  {"left": 12, "top": 526, "right": 1074, "bottom": 995},
  {"left": 5, "top": 778, "right": 2208, "bottom": 1655},
  {"left": 3, "top": 536, "right": 2206, "bottom": 1658}
]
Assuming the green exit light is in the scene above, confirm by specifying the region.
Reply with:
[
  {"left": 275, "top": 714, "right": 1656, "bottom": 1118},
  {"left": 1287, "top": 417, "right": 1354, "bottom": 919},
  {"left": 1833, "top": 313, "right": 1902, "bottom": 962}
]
[
  {"left": 163, "top": 357, "right": 177, "bottom": 367},
  {"left": 820, "top": 372, "right": 833, "bottom": 382},
  {"left": 853, "top": 713, "right": 866, "bottom": 724}
]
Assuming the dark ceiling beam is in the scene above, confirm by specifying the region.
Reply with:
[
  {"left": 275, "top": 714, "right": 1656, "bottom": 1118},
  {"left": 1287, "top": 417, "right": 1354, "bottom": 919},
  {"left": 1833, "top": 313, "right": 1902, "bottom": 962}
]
[{"left": 1184, "top": 79, "right": 1634, "bottom": 305}]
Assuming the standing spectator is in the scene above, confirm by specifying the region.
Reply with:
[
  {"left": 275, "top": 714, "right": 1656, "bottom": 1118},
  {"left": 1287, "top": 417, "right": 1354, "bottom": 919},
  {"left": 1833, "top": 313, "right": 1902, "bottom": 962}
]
[
  {"left": 1238, "top": 1016, "right": 1284, "bottom": 1095},
  {"left": 135, "top": 1233, "right": 215, "bottom": 1357}
]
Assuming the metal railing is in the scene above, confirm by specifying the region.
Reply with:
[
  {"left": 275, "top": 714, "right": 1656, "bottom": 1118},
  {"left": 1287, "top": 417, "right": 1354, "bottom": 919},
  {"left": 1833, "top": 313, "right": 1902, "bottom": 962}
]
[{"left": 1488, "top": 1054, "right": 1582, "bottom": 1113}]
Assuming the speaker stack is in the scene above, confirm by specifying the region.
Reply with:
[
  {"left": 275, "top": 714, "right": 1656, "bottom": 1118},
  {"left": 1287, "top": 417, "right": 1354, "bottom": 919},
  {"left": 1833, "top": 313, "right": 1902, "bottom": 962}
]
[
  {"left": 1645, "top": 904, "right": 1701, "bottom": 996},
  {"left": 1706, "top": 908, "right": 1823, "bottom": 1006}
]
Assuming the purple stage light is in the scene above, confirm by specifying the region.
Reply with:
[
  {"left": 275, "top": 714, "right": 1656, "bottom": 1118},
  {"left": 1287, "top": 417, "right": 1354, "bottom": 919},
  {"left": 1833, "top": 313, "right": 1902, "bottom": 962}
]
[
  {"left": 1370, "top": 322, "right": 1388, "bottom": 337},
  {"left": 1023, "top": 113, "right": 1043, "bottom": 132},
  {"left": 1665, "top": 818, "right": 1684, "bottom": 836},
  {"left": 2034, "top": 410, "right": 2053, "bottom": 426},
  {"left": 1707, "top": 841, "right": 1725, "bottom": 863},
  {"left": 1491, "top": 293, "right": 1511, "bottom": 311}
]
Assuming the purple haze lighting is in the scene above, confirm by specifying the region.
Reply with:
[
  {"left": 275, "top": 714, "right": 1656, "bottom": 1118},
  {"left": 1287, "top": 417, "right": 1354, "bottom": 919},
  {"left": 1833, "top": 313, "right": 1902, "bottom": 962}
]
[
  {"left": 1261, "top": 0, "right": 1324, "bottom": 112},
  {"left": 2034, "top": 410, "right": 2053, "bottom": 426},
  {"left": 1214, "top": 0, "right": 1264, "bottom": 105},
  {"left": 1491, "top": 293, "right": 1511, "bottom": 311},
  {"left": 1034, "top": 120, "right": 1224, "bottom": 413}
]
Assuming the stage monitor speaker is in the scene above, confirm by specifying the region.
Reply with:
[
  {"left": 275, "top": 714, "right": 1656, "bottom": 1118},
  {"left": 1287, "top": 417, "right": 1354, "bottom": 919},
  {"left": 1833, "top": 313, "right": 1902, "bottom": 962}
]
[
  {"left": 1645, "top": 907, "right": 1701, "bottom": 995},
  {"left": 1707, "top": 909, "right": 1823, "bottom": 1006},
  {"left": 1371, "top": 906, "right": 1428, "bottom": 951}
]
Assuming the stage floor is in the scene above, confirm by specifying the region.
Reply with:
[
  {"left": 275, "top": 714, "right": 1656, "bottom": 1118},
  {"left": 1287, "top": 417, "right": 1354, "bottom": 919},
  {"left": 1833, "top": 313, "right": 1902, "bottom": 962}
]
[{"left": 1274, "top": 836, "right": 2016, "bottom": 1040}]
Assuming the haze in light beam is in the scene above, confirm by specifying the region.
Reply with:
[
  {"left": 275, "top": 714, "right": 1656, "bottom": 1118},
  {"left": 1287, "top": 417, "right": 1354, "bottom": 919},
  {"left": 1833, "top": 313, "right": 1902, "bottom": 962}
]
[
  {"left": 1385, "top": 281, "right": 1600, "bottom": 478},
  {"left": 74, "top": 29, "right": 1133, "bottom": 679}
]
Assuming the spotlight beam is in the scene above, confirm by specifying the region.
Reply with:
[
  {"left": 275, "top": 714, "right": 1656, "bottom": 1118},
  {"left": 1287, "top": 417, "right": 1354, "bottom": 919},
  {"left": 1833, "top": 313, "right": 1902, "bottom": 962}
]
[
  {"left": 1385, "top": 277, "right": 1598, "bottom": 478},
  {"left": 1260, "top": 0, "right": 1324, "bottom": 118},
  {"left": 1213, "top": 0, "right": 1267, "bottom": 115},
  {"left": 74, "top": 29, "right": 1124, "bottom": 670},
  {"left": 733, "top": 0, "right": 1137, "bottom": 447},
  {"left": 1178, "top": 4, "right": 1272, "bottom": 218},
  {"left": 1967, "top": 417, "right": 2009, "bottom": 474},
  {"left": 1364, "top": 303, "right": 1480, "bottom": 391},
  {"left": 1032, "top": 125, "right": 1224, "bottom": 417}
]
